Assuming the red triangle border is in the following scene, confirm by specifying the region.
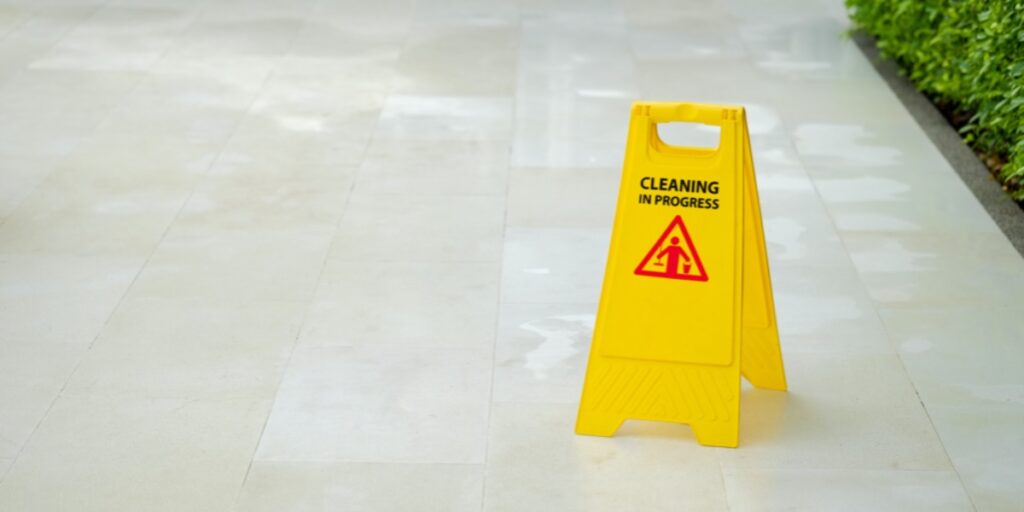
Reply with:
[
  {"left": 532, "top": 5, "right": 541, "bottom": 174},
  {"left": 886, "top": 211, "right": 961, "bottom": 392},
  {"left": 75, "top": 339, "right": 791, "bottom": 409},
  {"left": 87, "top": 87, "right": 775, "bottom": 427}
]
[{"left": 634, "top": 215, "right": 709, "bottom": 282}]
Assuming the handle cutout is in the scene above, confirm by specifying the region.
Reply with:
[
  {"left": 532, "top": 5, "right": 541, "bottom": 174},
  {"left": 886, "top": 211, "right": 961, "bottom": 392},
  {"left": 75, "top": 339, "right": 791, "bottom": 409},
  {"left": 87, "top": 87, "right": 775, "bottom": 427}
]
[
  {"left": 654, "top": 122, "right": 721, "bottom": 150},
  {"left": 649, "top": 122, "right": 722, "bottom": 161}
]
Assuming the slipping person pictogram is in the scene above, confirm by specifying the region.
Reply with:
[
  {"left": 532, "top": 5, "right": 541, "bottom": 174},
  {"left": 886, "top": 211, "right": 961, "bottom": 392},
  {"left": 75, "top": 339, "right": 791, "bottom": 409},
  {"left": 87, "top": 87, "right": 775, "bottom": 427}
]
[
  {"left": 635, "top": 215, "right": 708, "bottom": 281},
  {"left": 656, "top": 236, "right": 692, "bottom": 277}
]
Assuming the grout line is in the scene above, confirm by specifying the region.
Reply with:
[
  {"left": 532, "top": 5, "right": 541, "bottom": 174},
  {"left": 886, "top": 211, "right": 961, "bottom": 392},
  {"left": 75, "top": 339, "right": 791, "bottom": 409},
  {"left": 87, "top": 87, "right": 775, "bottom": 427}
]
[
  {"left": 253, "top": 458, "right": 487, "bottom": 467},
  {"left": 227, "top": 134, "right": 373, "bottom": 500},
  {"left": 478, "top": 13, "right": 522, "bottom": 512},
  {"left": 870, "top": 313, "right": 979, "bottom": 512},
  {"left": 718, "top": 461, "right": 733, "bottom": 512},
  {"left": 224, "top": 3, "right": 368, "bottom": 509}
]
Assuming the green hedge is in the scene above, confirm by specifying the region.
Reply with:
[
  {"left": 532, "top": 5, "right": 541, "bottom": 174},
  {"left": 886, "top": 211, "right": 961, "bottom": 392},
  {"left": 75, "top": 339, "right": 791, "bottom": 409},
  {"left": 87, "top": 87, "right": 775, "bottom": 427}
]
[{"left": 846, "top": 0, "right": 1024, "bottom": 198}]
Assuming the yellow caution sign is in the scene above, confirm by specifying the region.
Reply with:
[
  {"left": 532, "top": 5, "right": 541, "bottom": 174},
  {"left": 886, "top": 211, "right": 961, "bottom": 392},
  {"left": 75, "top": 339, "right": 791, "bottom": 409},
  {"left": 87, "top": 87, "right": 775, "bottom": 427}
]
[{"left": 576, "top": 102, "right": 786, "bottom": 448}]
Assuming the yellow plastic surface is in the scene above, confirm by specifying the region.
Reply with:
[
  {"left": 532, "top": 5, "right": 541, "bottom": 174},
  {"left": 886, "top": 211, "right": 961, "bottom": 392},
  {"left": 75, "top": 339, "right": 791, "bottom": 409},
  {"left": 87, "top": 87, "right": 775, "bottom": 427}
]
[{"left": 575, "top": 102, "right": 786, "bottom": 448}]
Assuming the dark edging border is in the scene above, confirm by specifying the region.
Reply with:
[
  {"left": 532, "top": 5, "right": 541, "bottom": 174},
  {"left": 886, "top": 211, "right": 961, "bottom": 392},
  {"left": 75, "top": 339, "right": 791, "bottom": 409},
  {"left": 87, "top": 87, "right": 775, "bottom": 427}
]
[{"left": 852, "top": 31, "right": 1024, "bottom": 257}]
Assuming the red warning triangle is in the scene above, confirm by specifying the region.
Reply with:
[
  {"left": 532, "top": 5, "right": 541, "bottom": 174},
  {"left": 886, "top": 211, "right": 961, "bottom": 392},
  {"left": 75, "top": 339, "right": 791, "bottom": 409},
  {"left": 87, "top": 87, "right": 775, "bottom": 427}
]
[{"left": 634, "top": 215, "right": 708, "bottom": 282}]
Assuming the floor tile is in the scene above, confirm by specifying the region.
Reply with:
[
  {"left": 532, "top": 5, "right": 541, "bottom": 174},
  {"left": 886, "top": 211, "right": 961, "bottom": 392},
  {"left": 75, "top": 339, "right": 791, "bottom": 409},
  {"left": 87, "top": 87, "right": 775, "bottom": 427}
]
[
  {"left": 0, "top": 155, "right": 56, "bottom": 220},
  {"left": 166, "top": 11, "right": 305, "bottom": 58},
  {"left": 759, "top": 189, "right": 852, "bottom": 270},
  {"left": 301, "top": 259, "right": 500, "bottom": 348},
  {"left": 738, "top": 17, "right": 878, "bottom": 81},
  {"left": 722, "top": 468, "right": 974, "bottom": 512},
  {"left": 63, "top": 298, "right": 306, "bottom": 400},
  {"left": 878, "top": 307, "right": 1024, "bottom": 408},
  {"left": 510, "top": 89, "right": 631, "bottom": 168},
  {"left": 0, "top": 167, "right": 192, "bottom": 257},
  {"left": 0, "top": 253, "right": 141, "bottom": 345},
  {"left": 178, "top": 165, "right": 355, "bottom": 231},
  {"left": 843, "top": 232, "right": 1024, "bottom": 309},
  {"left": 815, "top": 169, "right": 999, "bottom": 235},
  {"left": 214, "top": 128, "right": 376, "bottom": 172},
  {"left": 483, "top": 402, "right": 729, "bottom": 512},
  {"left": 514, "top": 95, "right": 634, "bottom": 147},
  {"left": 286, "top": 20, "right": 405, "bottom": 61},
  {"left": 249, "top": 75, "right": 389, "bottom": 122},
  {"left": 928, "top": 405, "right": 1024, "bottom": 512},
  {"left": 774, "top": 83, "right": 914, "bottom": 126},
  {"left": 772, "top": 265, "right": 893, "bottom": 354},
  {"left": 30, "top": 6, "right": 193, "bottom": 72},
  {"left": 511, "top": 134, "right": 629, "bottom": 168},
  {"left": 94, "top": 95, "right": 249, "bottom": 143},
  {"left": 329, "top": 193, "right": 505, "bottom": 263},
  {"left": 506, "top": 166, "right": 619, "bottom": 228},
  {"left": 0, "top": 396, "right": 270, "bottom": 512},
  {"left": 411, "top": 0, "right": 519, "bottom": 25},
  {"left": 0, "top": 68, "right": 142, "bottom": 118},
  {"left": 501, "top": 227, "right": 610, "bottom": 304},
  {"left": 0, "top": 341, "right": 85, "bottom": 459},
  {"left": 493, "top": 302, "right": 596, "bottom": 403},
  {"left": 812, "top": 165, "right": 969, "bottom": 204},
  {"left": 0, "top": 8, "right": 29, "bottom": 37},
  {"left": 237, "top": 461, "right": 483, "bottom": 512},
  {"left": 396, "top": 24, "right": 517, "bottom": 96},
  {"left": 722, "top": 0, "right": 833, "bottom": 21},
  {"left": 144, "top": 53, "right": 275, "bottom": 96},
  {"left": 718, "top": 353, "right": 951, "bottom": 470},
  {"left": 629, "top": 19, "right": 746, "bottom": 61},
  {"left": 127, "top": 227, "right": 334, "bottom": 302},
  {"left": 794, "top": 121, "right": 945, "bottom": 171},
  {"left": 374, "top": 95, "right": 513, "bottom": 142},
  {"left": 55, "top": 133, "right": 222, "bottom": 178},
  {"left": 355, "top": 139, "right": 510, "bottom": 195},
  {"left": 255, "top": 344, "right": 491, "bottom": 464}
]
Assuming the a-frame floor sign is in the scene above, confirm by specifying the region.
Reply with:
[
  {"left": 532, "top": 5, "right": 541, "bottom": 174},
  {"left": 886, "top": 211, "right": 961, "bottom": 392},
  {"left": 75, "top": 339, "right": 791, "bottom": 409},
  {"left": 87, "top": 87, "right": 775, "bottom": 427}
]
[{"left": 576, "top": 102, "right": 787, "bottom": 448}]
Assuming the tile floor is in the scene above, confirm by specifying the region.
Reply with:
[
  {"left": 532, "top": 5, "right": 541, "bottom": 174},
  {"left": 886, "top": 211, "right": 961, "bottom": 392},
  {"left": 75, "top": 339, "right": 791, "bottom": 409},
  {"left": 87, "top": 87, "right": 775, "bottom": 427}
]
[{"left": 0, "top": 0, "right": 1021, "bottom": 510}]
